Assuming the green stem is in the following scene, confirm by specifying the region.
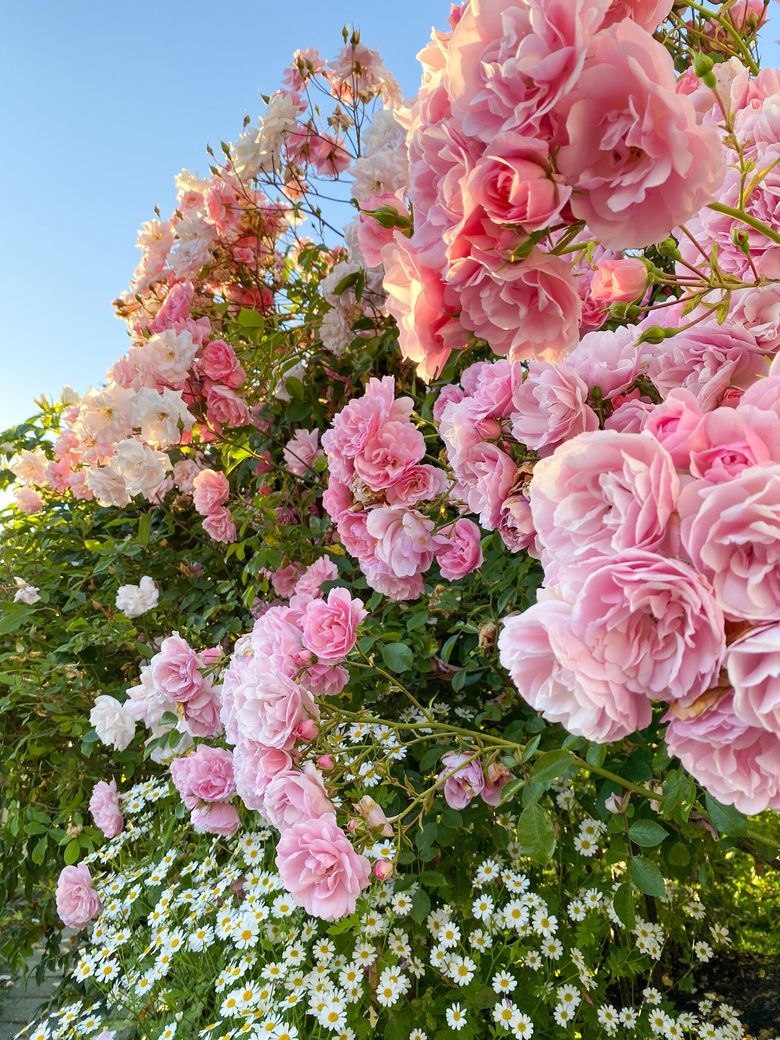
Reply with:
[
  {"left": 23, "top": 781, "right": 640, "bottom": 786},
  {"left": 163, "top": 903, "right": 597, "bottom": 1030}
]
[{"left": 707, "top": 202, "right": 780, "bottom": 245}]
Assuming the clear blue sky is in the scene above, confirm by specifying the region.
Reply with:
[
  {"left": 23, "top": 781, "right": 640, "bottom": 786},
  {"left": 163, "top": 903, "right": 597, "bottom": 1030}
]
[{"left": 1, "top": 3, "right": 779, "bottom": 429}]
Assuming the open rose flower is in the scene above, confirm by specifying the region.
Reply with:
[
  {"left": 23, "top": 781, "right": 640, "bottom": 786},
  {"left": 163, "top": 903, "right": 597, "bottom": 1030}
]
[
  {"left": 56, "top": 864, "right": 103, "bottom": 929},
  {"left": 263, "top": 762, "right": 334, "bottom": 830},
  {"left": 728, "top": 623, "right": 780, "bottom": 736},
  {"left": 150, "top": 632, "right": 205, "bottom": 703},
  {"left": 301, "top": 587, "right": 367, "bottom": 662},
  {"left": 170, "top": 745, "right": 236, "bottom": 809},
  {"left": 439, "top": 752, "right": 485, "bottom": 810},
  {"left": 510, "top": 361, "right": 598, "bottom": 456},
  {"left": 434, "top": 518, "right": 484, "bottom": 580},
  {"left": 88, "top": 779, "right": 124, "bottom": 838}
]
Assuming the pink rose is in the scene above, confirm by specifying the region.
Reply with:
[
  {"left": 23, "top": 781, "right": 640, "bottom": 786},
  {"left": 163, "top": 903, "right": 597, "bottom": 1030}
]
[
  {"left": 644, "top": 389, "right": 705, "bottom": 468},
  {"left": 183, "top": 682, "right": 223, "bottom": 738},
  {"left": 271, "top": 564, "right": 302, "bottom": 599},
  {"left": 14, "top": 487, "right": 44, "bottom": 514},
  {"left": 284, "top": 429, "right": 321, "bottom": 477},
  {"left": 233, "top": 739, "right": 293, "bottom": 811},
  {"left": 482, "top": 763, "right": 513, "bottom": 806},
  {"left": 385, "top": 464, "right": 448, "bottom": 506},
  {"left": 55, "top": 864, "right": 103, "bottom": 929},
  {"left": 433, "top": 384, "right": 465, "bottom": 424},
  {"left": 301, "top": 587, "right": 367, "bottom": 662},
  {"left": 440, "top": 752, "right": 484, "bottom": 810},
  {"left": 680, "top": 465, "right": 780, "bottom": 622},
  {"left": 566, "top": 325, "right": 644, "bottom": 401},
  {"left": 191, "top": 802, "right": 241, "bottom": 836},
  {"left": 362, "top": 561, "right": 425, "bottom": 602},
  {"left": 353, "top": 420, "right": 426, "bottom": 491},
  {"left": 150, "top": 632, "right": 204, "bottom": 703},
  {"left": 295, "top": 556, "right": 339, "bottom": 599},
  {"left": 600, "top": 0, "right": 674, "bottom": 31},
  {"left": 305, "top": 663, "right": 349, "bottom": 697},
  {"left": 556, "top": 20, "right": 725, "bottom": 249},
  {"left": 263, "top": 762, "right": 334, "bottom": 830},
  {"left": 198, "top": 339, "right": 245, "bottom": 388},
  {"left": 498, "top": 494, "right": 537, "bottom": 554},
  {"left": 510, "top": 361, "right": 598, "bottom": 456},
  {"left": 530, "top": 431, "right": 679, "bottom": 582},
  {"left": 233, "top": 664, "right": 319, "bottom": 750},
  {"left": 322, "top": 377, "right": 411, "bottom": 481},
  {"left": 202, "top": 507, "right": 237, "bottom": 543},
  {"left": 500, "top": 598, "right": 652, "bottom": 744},
  {"left": 206, "top": 385, "right": 250, "bottom": 428},
  {"left": 590, "top": 258, "right": 648, "bottom": 305},
  {"left": 665, "top": 695, "right": 780, "bottom": 814},
  {"left": 192, "top": 469, "right": 229, "bottom": 516},
  {"left": 170, "top": 745, "right": 236, "bottom": 809},
  {"left": 435, "top": 519, "right": 484, "bottom": 580},
  {"left": 275, "top": 812, "right": 371, "bottom": 919},
  {"left": 459, "top": 443, "right": 519, "bottom": 530},
  {"left": 88, "top": 779, "right": 123, "bottom": 838},
  {"left": 728, "top": 623, "right": 780, "bottom": 736},
  {"left": 365, "top": 506, "right": 436, "bottom": 578},
  {"left": 604, "top": 396, "right": 656, "bottom": 433},
  {"left": 357, "top": 192, "right": 408, "bottom": 267},
  {"left": 452, "top": 247, "right": 581, "bottom": 362},
  {"left": 688, "top": 406, "right": 780, "bottom": 483}
]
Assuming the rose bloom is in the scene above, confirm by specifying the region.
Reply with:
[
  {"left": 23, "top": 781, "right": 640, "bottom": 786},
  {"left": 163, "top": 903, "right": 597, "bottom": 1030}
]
[
  {"left": 555, "top": 19, "right": 724, "bottom": 249},
  {"left": 150, "top": 632, "right": 204, "bottom": 703},
  {"left": 206, "top": 385, "right": 250, "bottom": 428},
  {"left": 90, "top": 695, "right": 135, "bottom": 751},
  {"left": 498, "top": 494, "right": 537, "bottom": 554},
  {"left": 284, "top": 429, "right": 321, "bottom": 477},
  {"left": 14, "top": 486, "right": 45, "bottom": 514},
  {"left": 183, "top": 680, "right": 223, "bottom": 738},
  {"left": 435, "top": 518, "right": 484, "bottom": 581},
  {"left": 202, "top": 506, "right": 237, "bottom": 544},
  {"left": 192, "top": 469, "right": 229, "bottom": 516},
  {"left": 727, "top": 623, "right": 780, "bottom": 736},
  {"left": 452, "top": 246, "right": 581, "bottom": 362},
  {"left": 665, "top": 695, "right": 780, "bottom": 814},
  {"left": 643, "top": 389, "right": 705, "bottom": 468},
  {"left": 56, "top": 864, "right": 103, "bottom": 929},
  {"left": 530, "top": 430, "right": 679, "bottom": 582},
  {"left": 354, "top": 419, "right": 426, "bottom": 492},
  {"left": 680, "top": 465, "right": 780, "bottom": 622},
  {"left": 356, "top": 192, "right": 408, "bottom": 267},
  {"left": 263, "top": 762, "right": 334, "bottom": 830},
  {"left": 440, "top": 752, "right": 485, "bottom": 810},
  {"left": 601, "top": 0, "right": 674, "bottom": 31},
  {"left": 305, "top": 662, "right": 349, "bottom": 697},
  {"left": 301, "top": 587, "right": 367, "bottom": 662},
  {"left": 233, "top": 739, "right": 293, "bottom": 812},
  {"left": 198, "top": 339, "right": 245, "bottom": 388},
  {"left": 191, "top": 802, "right": 241, "bottom": 837},
  {"left": 88, "top": 779, "right": 124, "bottom": 838},
  {"left": 271, "top": 563, "right": 303, "bottom": 599},
  {"left": 115, "top": 575, "right": 159, "bottom": 619},
  {"left": 322, "top": 375, "right": 412, "bottom": 482},
  {"left": 565, "top": 324, "right": 644, "bottom": 402},
  {"left": 510, "top": 361, "right": 598, "bottom": 456},
  {"left": 385, "top": 464, "right": 448, "bottom": 506},
  {"left": 500, "top": 597, "right": 653, "bottom": 744},
  {"left": 590, "top": 258, "right": 648, "bottom": 305},
  {"left": 170, "top": 745, "right": 236, "bottom": 809},
  {"left": 233, "top": 660, "right": 319, "bottom": 750},
  {"left": 295, "top": 556, "right": 339, "bottom": 599},
  {"left": 365, "top": 506, "right": 436, "bottom": 578},
  {"left": 276, "top": 812, "right": 371, "bottom": 920}
]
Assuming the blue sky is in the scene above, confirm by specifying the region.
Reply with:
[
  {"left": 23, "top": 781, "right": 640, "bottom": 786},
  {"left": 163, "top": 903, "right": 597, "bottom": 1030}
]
[{"left": 1, "top": 3, "right": 779, "bottom": 429}]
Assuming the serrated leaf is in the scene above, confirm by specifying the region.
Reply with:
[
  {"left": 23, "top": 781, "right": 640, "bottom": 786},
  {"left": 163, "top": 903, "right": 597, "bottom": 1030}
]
[
  {"left": 516, "top": 803, "right": 556, "bottom": 862},
  {"left": 381, "top": 642, "right": 414, "bottom": 674},
  {"left": 628, "top": 820, "right": 669, "bottom": 848},
  {"left": 530, "top": 749, "right": 573, "bottom": 785},
  {"left": 613, "top": 881, "right": 636, "bottom": 930},
  {"left": 704, "top": 793, "right": 748, "bottom": 836},
  {"left": 629, "top": 855, "right": 666, "bottom": 898}
]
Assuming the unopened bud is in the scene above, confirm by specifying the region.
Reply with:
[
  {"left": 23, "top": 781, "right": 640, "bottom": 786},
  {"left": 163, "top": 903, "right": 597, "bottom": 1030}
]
[
  {"left": 318, "top": 754, "right": 335, "bottom": 771},
  {"left": 295, "top": 719, "right": 319, "bottom": 742},
  {"left": 373, "top": 860, "right": 393, "bottom": 881}
]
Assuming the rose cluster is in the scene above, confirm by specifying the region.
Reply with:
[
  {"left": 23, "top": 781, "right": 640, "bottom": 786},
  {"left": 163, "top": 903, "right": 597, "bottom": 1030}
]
[
  {"left": 379, "top": 0, "right": 725, "bottom": 379},
  {"left": 322, "top": 375, "right": 483, "bottom": 600}
]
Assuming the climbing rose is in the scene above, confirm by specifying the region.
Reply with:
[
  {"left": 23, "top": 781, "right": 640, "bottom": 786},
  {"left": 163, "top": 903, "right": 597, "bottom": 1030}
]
[{"left": 55, "top": 864, "right": 103, "bottom": 929}]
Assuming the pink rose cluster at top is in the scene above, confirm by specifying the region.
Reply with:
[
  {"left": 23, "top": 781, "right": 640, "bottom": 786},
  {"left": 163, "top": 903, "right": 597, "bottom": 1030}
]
[
  {"left": 379, "top": 0, "right": 728, "bottom": 380},
  {"left": 321, "top": 375, "right": 484, "bottom": 600},
  {"left": 493, "top": 321, "right": 780, "bottom": 816}
]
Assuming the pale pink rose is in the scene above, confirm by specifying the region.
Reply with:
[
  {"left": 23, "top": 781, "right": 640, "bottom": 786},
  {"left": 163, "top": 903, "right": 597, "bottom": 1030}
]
[
  {"left": 482, "top": 763, "right": 513, "bottom": 806},
  {"left": 275, "top": 812, "right": 371, "bottom": 919},
  {"left": 198, "top": 339, "right": 245, "bottom": 388},
  {"left": 665, "top": 695, "right": 780, "bottom": 814},
  {"left": 566, "top": 326, "right": 645, "bottom": 401},
  {"left": 604, "top": 395, "right": 656, "bottom": 433},
  {"left": 365, "top": 506, "right": 436, "bottom": 578},
  {"left": 469, "top": 359, "right": 520, "bottom": 418},
  {"left": 680, "top": 465, "right": 780, "bottom": 621},
  {"left": 727, "top": 623, "right": 780, "bottom": 736},
  {"left": 284, "top": 429, "right": 321, "bottom": 477},
  {"left": 647, "top": 321, "right": 769, "bottom": 410},
  {"left": 14, "top": 486, "right": 45, "bottom": 513},
  {"left": 459, "top": 443, "right": 519, "bottom": 531},
  {"left": 206, "top": 385, "right": 250, "bottom": 428},
  {"left": 499, "top": 597, "right": 651, "bottom": 744},
  {"left": 233, "top": 739, "right": 293, "bottom": 811},
  {"left": 600, "top": 0, "right": 673, "bottom": 31},
  {"left": 271, "top": 564, "right": 303, "bottom": 599},
  {"left": 452, "top": 247, "right": 581, "bottom": 362},
  {"left": 192, "top": 469, "right": 229, "bottom": 516},
  {"left": 88, "top": 779, "right": 123, "bottom": 838},
  {"left": 385, "top": 464, "right": 448, "bottom": 506},
  {"left": 305, "top": 663, "right": 349, "bottom": 697},
  {"left": 460, "top": 132, "right": 570, "bottom": 234},
  {"left": 555, "top": 20, "right": 725, "bottom": 249},
  {"left": 381, "top": 233, "right": 468, "bottom": 380},
  {"left": 354, "top": 420, "right": 426, "bottom": 491},
  {"left": 202, "top": 507, "right": 237, "bottom": 543},
  {"left": 150, "top": 632, "right": 204, "bottom": 704},
  {"left": 357, "top": 192, "right": 408, "bottom": 267},
  {"left": 530, "top": 431, "right": 679, "bottom": 581},
  {"left": 301, "top": 587, "right": 367, "bottom": 662},
  {"left": 337, "top": 510, "right": 375, "bottom": 560},
  {"left": 263, "top": 762, "right": 334, "bottom": 830},
  {"left": 440, "top": 752, "right": 484, "bottom": 810},
  {"left": 234, "top": 665, "right": 319, "bottom": 750},
  {"left": 191, "top": 802, "right": 241, "bottom": 836},
  {"left": 170, "top": 745, "right": 236, "bottom": 809},
  {"left": 172, "top": 458, "right": 202, "bottom": 493},
  {"left": 183, "top": 681, "right": 223, "bottom": 738},
  {"left": 433, "top": 384, "right": 465, "bottom": 424},
  {"left": 362, "top": 561, "right": 425, "bottom": 602},
  {"left": 322, "top": 376, "right": 411, "bottom": 482},
  {"left": 740, "top": 375, "right": 780, "bottom": 416},
  {"left": 356, "top": 795, "right": 393, "bottom": 836},
  {"left": 563, "top": 551, "right": 725, "bottom": 707},
  {"left": 55, "top": 864, "right": 102, "bottom": 929},
  {"left": 688, "top": 406, "right": 780, "bottom": 483},
  {"left": 498, "top": 494, "right": 537, "bottom": 554},
  {"left": 729, "top": 284, "right": 780, "bottom": 354},
  {"left": 510, "top": 361, "right": 598, "bottom": 455},
  {"left": 323, "top": 478, "right": 353, "bottom": 524},
  {"left": 295, "top": 556, "right": 339, "bottom": 599},
  {"left": 435, "top": 519, "right": 484, "bottom": 580},
  {"left": 590, "top": 258, "right": 648, "bottom": 305},
  {"left": 644, "top": 389, "right": 705, "bottom": 468}
]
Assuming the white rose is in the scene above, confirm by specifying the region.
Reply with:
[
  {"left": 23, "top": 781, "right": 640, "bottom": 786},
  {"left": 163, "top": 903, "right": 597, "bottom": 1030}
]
[
  {"left": 12, "top": 578, "right": 40, "bottom": 605},
  {"left": 90, "top": 695, "right": 135, "bottom": 751},
  {"left": 115, "top": 576, "right": 159, "bottom": 619}
]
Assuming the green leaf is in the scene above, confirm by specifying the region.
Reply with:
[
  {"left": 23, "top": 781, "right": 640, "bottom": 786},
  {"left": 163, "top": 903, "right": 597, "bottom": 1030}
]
[
  {"left": 420, "top": 870, "right": 448, "bottom": 888},
  {"left": 628, "top": 820, "right": 669, "bottom": 848},
  {"left": 613, "top": 881, "right": 636, "bottom": 930},
  {"left": 530, "top": 749, "right": 573, "bottom": 786},
  {"left": 515, "top": 803, "right": 557, "bottom": 862},
  {"left": 499, "top": 777, "right": 525, "bottom": 807},
  {"left": 0, "top": 602, "right": 34, "bottom": 634},
  {"left": 410, "top": 887, "right": 431, "bottom": 924},
  {"left": 64, "top": 838, "right": 81, "bottom": 865},
  {"left": 704, "top": 793, "right": 748, "bottom": 836},
  {"left": 629, "top": 856, "right": 666, "bottom": 898},
  {"left": 381, "top": 642, "right": 414, "bottom": 674}
]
